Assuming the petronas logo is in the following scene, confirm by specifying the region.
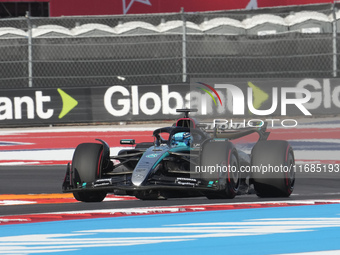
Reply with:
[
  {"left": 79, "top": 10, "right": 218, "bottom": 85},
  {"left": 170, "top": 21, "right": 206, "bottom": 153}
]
[{"left": 57, "top": 89, "right": 78, "bottom": 119}]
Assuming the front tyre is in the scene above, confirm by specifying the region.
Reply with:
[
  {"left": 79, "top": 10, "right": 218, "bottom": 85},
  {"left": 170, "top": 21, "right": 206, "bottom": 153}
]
[
  {"left": 72, "top": 143, "right": 107, "bottom": 202},
  {"left": 202, "top": 140, "right": 240, "bottom": 199}
]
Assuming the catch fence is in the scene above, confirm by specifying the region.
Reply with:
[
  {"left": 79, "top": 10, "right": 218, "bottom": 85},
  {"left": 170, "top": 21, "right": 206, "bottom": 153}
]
[{"left": 0, "top": 3, "right": 339, "bottom": 88}]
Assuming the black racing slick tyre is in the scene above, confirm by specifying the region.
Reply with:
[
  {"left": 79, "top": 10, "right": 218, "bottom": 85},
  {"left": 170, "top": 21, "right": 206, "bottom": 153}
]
[
  {"left": 251, "top": 140, "right": 295, "bottom": 198},
  {"left": 202, "top": 140, "right": 240, "bottom": 199},
  {"left": 72, "top": 143, "right": 107, "bottom": 202}
]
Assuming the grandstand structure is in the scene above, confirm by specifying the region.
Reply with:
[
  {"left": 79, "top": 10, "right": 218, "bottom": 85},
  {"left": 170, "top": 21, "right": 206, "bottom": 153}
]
[{"left": 0, "top": 3, "right": 339, "bottom": 88}]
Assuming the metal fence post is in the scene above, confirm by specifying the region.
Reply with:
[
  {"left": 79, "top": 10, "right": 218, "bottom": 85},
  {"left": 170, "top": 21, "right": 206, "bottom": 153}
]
[
  {"left": 332, "top": 4, "right": 337, "bottom": 77},
  {"left": 26, "top": 11, "right": 33, "bottom": 87},
  {"left": 181, "top": 7, "right": 187, "bottom": 83}
]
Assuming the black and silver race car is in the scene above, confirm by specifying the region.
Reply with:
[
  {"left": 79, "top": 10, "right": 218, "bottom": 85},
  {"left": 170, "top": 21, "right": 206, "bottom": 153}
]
[{"left": 62, "top": 109, "right": 295, "bottom": 202}]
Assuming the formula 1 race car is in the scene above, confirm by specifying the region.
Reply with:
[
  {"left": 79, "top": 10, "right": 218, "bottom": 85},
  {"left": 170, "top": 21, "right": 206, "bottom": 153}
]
[{"left": 62, "top": 109, "right": 295, "bottom": 202}]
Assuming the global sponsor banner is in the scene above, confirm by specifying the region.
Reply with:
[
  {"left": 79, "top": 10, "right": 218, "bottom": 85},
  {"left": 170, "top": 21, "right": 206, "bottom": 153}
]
[
  {"left": 0, "top": 84, "right": 191, "bottom": 125},
  {"left": 0, "top": 87, "right": 92, "bottom": 125},
  {"left": 91, "top": 84, "right": 190, "bottom": 121},
  {"left": 0, "top": 78, "right": 339, "bottom": 126}
]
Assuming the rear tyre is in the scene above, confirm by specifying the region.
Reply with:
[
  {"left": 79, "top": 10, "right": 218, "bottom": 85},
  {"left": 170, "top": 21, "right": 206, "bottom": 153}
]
[
  {"left": 251, "top": 140, "right": 295, "bottom": 198},
  {"left": 72, "top": 143, "right": 107, "bottom": 202},
  {"left": 202, "top": 140, "right": 240, "bottom": 199}
]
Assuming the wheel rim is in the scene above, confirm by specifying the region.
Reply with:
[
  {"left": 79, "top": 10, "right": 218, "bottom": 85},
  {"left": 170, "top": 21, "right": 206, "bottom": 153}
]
[
  {"left": 97, "top": 149, "right": 103, "bottom": 178},
  {"left": 230, "top": 159, "right": 240, "bottom": 192},
  {"left": 227, "top": 153, "right": 240, "bottom": 193},
  {"left": 286, "top": 150, "right": 295, "bottom": 191}
]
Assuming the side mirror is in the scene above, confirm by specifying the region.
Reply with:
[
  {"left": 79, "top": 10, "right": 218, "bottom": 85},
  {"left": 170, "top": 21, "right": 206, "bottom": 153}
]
[{"left": 120, "top": 139, "right": 135, "bottom": 145}]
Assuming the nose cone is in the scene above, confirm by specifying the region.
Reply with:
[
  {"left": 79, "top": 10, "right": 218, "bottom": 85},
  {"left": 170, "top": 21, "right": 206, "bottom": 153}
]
[
  {"left": 131, "top": 168, "right": 149, "bottom": 186},
  {"left": 131, "top": 147, "right": 167, "bottom": 186}
]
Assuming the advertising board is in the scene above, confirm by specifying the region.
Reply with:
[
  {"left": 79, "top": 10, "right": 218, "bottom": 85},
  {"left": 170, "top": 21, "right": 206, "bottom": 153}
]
[{"left": 0, "top": 78, "right": 339, "bottom": 126}]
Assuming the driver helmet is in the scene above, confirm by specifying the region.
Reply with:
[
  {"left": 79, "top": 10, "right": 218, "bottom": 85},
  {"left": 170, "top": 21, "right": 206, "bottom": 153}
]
[{"left": 171, "top": 132, "right": 191, "bottom": 146}]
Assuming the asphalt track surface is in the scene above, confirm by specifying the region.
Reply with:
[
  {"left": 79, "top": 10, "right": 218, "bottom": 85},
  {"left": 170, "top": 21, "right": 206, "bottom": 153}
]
[
  {"left": 1, "top": 119, "right": 340, "bottom": 218},
  {"left": 1, "top": 164, "right": 340, "bottom": 216}
]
